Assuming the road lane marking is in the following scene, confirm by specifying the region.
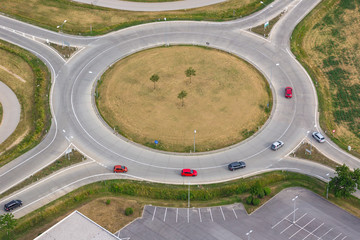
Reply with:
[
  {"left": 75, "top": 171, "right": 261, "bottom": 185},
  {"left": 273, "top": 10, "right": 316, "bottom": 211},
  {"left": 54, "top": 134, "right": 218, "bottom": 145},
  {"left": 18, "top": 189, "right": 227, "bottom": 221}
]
[
  {"left": 152, "top": 207, "right": 156, "bottom": 221},
  {"left": 232, "top": 207, "right": 238, "bottom": 219},
  {"left": 163, "top": 208, "right": 167, "bottom": 222},
  {"left": 302, "top": 222, "right": 324, "bottom": 240},
  {"left": 198, "top": 209, "right": 202, "bottom": 222},
  {"left": 289, "top": 218, "right": 315, "bottom": 239},
  {"left": 220, "top": 206, "right": 225, "bottom": 221}
]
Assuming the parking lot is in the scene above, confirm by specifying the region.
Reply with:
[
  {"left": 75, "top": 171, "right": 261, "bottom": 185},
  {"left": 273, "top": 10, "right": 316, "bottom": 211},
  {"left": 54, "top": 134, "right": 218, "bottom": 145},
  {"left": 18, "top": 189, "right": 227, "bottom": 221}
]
[{"left": 117, "top": 188, "right": 360, "bottom": 240}]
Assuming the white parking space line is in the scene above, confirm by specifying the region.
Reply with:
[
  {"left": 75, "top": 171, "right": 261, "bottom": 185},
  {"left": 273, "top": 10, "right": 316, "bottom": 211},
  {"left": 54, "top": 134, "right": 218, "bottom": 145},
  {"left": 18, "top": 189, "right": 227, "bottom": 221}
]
[
  {"left": 232, "top": 207, "right": 238, "bottom": 219},
  {"left": 280, "top": 223, "right": 294, "bottom": 234},
  {"left": 319, "top": 228, "right": 332, "bottom": 239},
  {"left": 176, "top": 208, "right": 178, "bottom": 223},
  {"left": 198, "top": 209, "right": 202, "bottom": 222},
  {"left": 340, "top": 236, "right": 347, "bottom": 240},
  {"left": 220, "top": 206, "right": 225, "bottom": 221},
  {"left": 333, "top": 233, "right": 343, "bottom": 240},
  {"left": 272, "top": 209, "right": 298, "bottom": 229},
  {"left": 209, "top": 208, "right": 214, "bottom": 222},
  {"left": 187, "top": 208, "right": 189, "bottom": 223},
  {"left": 152, "top": 207, "right": 157, "bottom": 221},
  {"left": 296, "top": 213, "right": 307, "bottom": 223},
  {"left": 163, "top": 208, "right": 167, "bottom": 222},
  {"left": 303, "top": 222, "right": 324, "bottom": 240},
  {"left": 289, "top": 218, "right": 315, "bottom": 239}
]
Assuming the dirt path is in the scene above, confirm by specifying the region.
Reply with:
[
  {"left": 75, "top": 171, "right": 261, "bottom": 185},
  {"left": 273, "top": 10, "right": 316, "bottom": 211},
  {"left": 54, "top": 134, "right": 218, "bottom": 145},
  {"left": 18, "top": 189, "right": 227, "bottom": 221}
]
[{"left": 0, "top": 65, "right": 26, "bottom": 83}]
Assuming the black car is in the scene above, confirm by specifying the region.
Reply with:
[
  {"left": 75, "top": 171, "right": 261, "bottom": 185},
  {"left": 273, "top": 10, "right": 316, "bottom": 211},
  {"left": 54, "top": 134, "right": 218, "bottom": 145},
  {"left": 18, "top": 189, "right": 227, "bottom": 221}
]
[
  {"left": 228, "top": 161, "right": 246, "bottom": 171},
  {"left": 4, "top": 200, "right": 22, "bottom": 211}
]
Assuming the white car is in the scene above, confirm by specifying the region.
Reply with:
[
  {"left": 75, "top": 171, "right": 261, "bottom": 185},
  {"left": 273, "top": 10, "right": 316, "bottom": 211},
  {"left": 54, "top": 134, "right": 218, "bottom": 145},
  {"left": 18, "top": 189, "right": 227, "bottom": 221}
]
[
  {"left": 271, "top": 141, "right": 284, "bottom": 151},
  {"left": 312, "top": 132, "right": 325, "bottom": 143}
]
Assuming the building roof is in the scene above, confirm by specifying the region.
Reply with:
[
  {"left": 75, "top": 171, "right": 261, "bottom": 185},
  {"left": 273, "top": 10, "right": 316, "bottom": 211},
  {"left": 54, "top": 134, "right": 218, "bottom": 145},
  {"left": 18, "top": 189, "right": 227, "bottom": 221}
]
[{"left": 35, "top": 210, "right": 120, "bottom": 240}]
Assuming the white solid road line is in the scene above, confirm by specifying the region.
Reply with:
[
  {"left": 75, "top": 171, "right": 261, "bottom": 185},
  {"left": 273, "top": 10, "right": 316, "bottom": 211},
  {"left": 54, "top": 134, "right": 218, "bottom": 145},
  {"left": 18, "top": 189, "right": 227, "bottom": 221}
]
[{"left": 152, "top": 207, "right": 156, "bottom": 221}]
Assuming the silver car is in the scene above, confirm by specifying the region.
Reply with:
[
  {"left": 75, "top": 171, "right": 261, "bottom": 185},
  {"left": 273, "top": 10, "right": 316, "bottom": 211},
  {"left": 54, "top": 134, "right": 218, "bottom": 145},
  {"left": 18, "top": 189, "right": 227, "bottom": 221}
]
[
  {"left": 271, "top": 141, "right": 284, "bottom": 151},
  {"left": 312, "top": 132, "right": 325, "bottom": 143}
]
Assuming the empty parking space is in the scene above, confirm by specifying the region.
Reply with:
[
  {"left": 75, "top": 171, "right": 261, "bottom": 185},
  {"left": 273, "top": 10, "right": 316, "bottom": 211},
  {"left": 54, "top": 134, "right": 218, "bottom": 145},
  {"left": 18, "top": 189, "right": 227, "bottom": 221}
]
[{"left": 118, "top": 188, "right": 360, "bottom": 240}]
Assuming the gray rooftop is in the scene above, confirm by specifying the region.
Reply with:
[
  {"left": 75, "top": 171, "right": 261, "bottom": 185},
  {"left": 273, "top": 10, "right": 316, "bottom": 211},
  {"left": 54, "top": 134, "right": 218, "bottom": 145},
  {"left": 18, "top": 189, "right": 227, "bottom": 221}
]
[{"left": 35, "top": 210, "right": 120, "bottom": 240}]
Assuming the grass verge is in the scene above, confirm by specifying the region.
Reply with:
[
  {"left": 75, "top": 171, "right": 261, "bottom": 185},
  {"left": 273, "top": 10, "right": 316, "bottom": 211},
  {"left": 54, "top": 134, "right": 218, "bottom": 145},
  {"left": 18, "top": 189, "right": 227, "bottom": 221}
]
[
  {"left": 49, "top": 42, "right": 78, "bottom": 59},
  {"left": 96, "top": 45, "right": 271, "bottom": 152},
  {"left": 0, "top": 40, "right": 51, "bottom": 167},
  {"left": 0, "top": 151, "right": 85, "bottom": 199},
  {"left": 292, "top": 142, "right": 340, "bottom": 169},
  {"left": 291, "top": 0, "right": 360, "bottom": 158},
  {"left": 5, "top": 171, "right": 360, "bottom": 239},
  {"left": 0, "top": 0, "right": 274, "bottom": 36}
]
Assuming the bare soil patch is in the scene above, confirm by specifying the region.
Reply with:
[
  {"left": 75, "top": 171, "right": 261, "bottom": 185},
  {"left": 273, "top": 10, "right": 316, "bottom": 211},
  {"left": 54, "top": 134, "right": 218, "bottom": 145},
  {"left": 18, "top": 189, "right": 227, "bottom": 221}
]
[{"left": 97, "top": 46, "right": 271, "bottom": 152}]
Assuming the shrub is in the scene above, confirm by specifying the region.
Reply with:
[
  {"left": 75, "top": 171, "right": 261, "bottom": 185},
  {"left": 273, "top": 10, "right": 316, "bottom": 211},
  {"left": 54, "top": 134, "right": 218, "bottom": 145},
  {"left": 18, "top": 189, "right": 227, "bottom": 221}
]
[
  {"left": 252, "top": 198, "right": 260, "bottom": 206},
  {"left": 105, "top": 199, "right": 111, "bottom": 205},
  {"left": 264, "top": 187, "right": 271, "bottom": 196},
  {"left": 246, "top": 195, "right": 253, "bottom": 205},
  {"left": 250, "top": 181, "right": 263, "bottom": 196},
  {"left": 125, "top": 207, "right": 133, "bottom": 216},
  {"left": 258, "top": 190, "right": 265, "bottom": 199}
]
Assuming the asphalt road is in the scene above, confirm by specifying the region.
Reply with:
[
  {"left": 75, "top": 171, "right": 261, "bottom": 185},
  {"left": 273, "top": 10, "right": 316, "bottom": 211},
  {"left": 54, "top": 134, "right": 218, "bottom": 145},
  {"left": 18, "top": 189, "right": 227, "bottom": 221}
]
[{"left": 0, "top": 0, "right": 360, "bottom": 218}]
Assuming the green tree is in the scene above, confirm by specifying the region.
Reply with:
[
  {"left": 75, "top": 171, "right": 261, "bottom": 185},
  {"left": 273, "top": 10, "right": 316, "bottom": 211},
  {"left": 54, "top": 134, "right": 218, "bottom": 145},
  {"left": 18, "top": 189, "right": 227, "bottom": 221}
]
[
  {"left": 150, "top": 74, "right": 159, "bottom": 89},
  {"left": 0, "top": 213, "right": 17, "bottom": 238},
  {"left": 185, "top": 67, "right": 196, "bottom": 83},
  {"left": 329, "top": 164, "right": 360, "bottom": 198},
  {"left": 177, "top": 90, "right": 187, "bottom": 107},
  {"left": 250, "top": 181, "right": 264, "bottom": 197}
]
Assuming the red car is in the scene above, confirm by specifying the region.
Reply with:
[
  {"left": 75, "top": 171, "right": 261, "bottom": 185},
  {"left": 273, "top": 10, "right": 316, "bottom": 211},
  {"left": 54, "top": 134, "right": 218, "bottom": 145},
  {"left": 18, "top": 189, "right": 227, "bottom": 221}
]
[
  {"left": 113, "top": 165, "right": 128, "bottom": 173},
  {"left": 181, "top": 169, "right": 197, "bottom": 177},
  {"left": 285, "top": 87, "right": 293, "bottom": 98}
]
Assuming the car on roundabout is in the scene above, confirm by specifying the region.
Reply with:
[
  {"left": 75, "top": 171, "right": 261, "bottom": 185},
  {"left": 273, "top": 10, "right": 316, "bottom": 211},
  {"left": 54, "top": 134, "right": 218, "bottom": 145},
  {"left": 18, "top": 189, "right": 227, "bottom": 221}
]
[
  {"left": 271, "top": 141, "right": 284, "bottom": 151},
  {"left": 228, "top": 161, "right": 246, "bottom": 171},
  {"left": 285, "top": 87, "right": 293, "bottom": 98},
  {"left": 181, "top": 169, "right": 197, "bottom": 177},
  {"left": 113, "top": 165, "right": 128, "bottom": 173},
  {"left": 312, "top": 132, "right": 325, "bottom": 143},
  {"left": 4, "top": 199, "right": 22, "bottom": 211}
]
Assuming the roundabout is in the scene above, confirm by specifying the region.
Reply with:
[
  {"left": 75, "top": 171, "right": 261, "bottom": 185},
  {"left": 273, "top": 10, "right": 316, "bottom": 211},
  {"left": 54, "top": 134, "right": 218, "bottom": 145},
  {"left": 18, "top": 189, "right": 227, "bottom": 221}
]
[
  {"left": 96, "top": 45, "right": 271, "bottom": 152},
  {"left": 0, "top": 0, "right": 360, "bottom": 219}
]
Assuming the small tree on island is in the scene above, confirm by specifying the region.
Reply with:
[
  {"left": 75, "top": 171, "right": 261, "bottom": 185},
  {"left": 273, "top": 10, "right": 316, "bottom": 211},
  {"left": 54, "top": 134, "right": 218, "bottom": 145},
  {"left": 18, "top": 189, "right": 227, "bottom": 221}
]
[
  {"left": 185, "top": 67, "right": 196, "bottom": 83},
  {"left": 150, "top": 74, "right": 159, "bottom": 89},
  {"left": 177, "top": 90, "right": 187, "bottom": 107}
]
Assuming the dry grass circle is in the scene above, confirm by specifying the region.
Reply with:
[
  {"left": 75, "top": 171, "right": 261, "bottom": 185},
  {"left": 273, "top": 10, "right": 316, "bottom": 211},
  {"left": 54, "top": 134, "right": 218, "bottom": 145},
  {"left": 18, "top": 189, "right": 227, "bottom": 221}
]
[{"left": 96, "top": 46, "right": 271, "bottom": 152}]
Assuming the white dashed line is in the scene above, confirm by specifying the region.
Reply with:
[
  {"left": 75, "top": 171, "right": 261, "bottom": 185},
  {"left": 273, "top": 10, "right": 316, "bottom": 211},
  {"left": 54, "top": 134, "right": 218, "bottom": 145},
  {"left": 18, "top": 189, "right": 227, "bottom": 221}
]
[
  {"left": 220, "top": 206, "right": 225, "bottom": 221},
  {"left": 198, "top": 209, "right": 202, "bottom": 222},
  {"left": 163, "top": 208, "right": 167, "bottom": 222},
  {"left": 152, "top": 207, "right": 156, "bottom": 221}
]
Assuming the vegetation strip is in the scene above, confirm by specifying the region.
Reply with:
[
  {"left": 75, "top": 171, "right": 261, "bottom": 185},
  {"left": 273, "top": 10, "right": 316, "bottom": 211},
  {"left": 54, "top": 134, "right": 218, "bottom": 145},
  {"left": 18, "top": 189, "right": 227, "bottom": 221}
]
[
  {"left": 0, "top": 40, "right": 51, "bottom": 167},
  {"left": 291, "top": 0, "right": 360, "bottom": 158},
  {"left": 0, "top": 0, "right": 273, "bottom": 36},
  {"left": 0, "top": 151, "right": 84, "bottom": 199},
  {"left": 3, "top": 171, "right": 360, "bottom": 239}
]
